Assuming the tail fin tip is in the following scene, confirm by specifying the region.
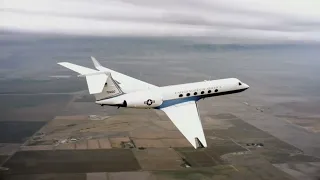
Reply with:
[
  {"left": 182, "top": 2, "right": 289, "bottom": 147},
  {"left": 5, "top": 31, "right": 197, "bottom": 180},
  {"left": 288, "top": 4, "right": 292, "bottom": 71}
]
[
  {"left": 91, "top": 56, "right": 103, "bottom": 69},
  {"left": 57, "top": 62, "right": 68, "bottom": 66}
]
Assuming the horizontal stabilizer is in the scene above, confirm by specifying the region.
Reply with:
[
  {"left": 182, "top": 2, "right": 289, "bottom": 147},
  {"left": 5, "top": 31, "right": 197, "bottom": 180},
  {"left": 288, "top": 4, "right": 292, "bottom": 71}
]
[
  {"left": 58, "top": 62, "right": 97, "bottom": 75},
  {"left": 78, "top": 71, "right": 110, "bottom": 77},
  {"left": 58, "top": 62, "right": 108, "bottom": 94}
]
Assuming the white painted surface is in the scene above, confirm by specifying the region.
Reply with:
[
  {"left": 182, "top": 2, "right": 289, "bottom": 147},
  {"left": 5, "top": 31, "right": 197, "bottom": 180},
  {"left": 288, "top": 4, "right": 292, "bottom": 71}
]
[{"left": 58, "top": 57, "right": 249, "bottom": 148}]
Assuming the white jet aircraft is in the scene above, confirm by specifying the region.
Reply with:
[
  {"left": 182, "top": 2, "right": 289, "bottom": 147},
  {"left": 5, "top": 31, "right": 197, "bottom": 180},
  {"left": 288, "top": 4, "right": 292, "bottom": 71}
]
[{"left": 58, "top": 57, "right": 249, "bottom": 149}]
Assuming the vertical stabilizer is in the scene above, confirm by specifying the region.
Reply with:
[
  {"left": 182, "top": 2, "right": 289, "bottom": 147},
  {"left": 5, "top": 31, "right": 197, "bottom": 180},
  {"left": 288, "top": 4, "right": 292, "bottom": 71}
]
[
  {"left": 85, "top": 74, "right": 108, "bottom": 94},
  {"left": 91, "top": 56, "right": 104, "bottom": 70},
  {"left": 94, "top": 73, "right": 124, "bottom": 100}
]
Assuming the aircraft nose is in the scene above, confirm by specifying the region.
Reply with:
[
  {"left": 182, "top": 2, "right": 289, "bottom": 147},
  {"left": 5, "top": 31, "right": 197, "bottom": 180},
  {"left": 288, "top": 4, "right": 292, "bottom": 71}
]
[{"left": 243, "top": 83, "right": 249, "bottom": 89}]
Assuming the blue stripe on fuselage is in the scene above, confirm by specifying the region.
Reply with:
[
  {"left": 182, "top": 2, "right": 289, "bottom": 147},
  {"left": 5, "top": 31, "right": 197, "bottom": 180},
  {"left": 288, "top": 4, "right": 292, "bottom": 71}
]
[
  {"left": 156, "top": 96, "right": 201, "bottom": 109},
  {"left": 156, "top": 87, "right": 248, "bottom": 109}
]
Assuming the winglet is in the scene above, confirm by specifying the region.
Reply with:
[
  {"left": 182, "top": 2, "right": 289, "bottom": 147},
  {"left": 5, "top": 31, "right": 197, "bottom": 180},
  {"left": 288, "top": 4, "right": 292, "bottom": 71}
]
[
  {"left": 160, "top": 101, "right": 207, "bottom": 149},
  {"left": 195, "top": 137, "right": 205, "bottom": 148}
]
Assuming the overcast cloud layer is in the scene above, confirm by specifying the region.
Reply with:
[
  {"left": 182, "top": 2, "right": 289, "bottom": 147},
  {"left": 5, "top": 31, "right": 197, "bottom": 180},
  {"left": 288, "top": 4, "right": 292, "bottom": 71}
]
[{"left": 1, "top": 0, "right": 320, "bottom": 42}]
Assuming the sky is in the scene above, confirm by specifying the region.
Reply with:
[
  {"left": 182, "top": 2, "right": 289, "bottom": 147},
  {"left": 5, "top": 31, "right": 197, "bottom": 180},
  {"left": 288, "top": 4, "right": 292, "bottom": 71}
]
[{"left": 1, "top": 0, "right": 320, "bottom": 42}]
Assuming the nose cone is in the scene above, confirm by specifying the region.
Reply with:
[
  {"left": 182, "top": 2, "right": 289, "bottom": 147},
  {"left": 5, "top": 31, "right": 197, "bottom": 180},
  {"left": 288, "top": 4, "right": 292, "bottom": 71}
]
[{"left": 243, "top": 83, "right": 249, "bottom": 89}]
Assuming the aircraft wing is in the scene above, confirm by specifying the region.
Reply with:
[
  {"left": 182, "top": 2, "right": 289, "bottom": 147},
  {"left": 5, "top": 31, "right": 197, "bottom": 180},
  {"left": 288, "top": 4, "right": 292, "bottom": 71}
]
[{"left": 160, "top": 101, "right": 207, "bottom": 148}]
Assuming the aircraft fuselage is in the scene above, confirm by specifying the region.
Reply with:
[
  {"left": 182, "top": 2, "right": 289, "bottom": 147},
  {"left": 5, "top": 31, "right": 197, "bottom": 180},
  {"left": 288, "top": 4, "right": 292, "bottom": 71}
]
[{"left": 96, "top": 78, "right": 249, "bottom": 108}]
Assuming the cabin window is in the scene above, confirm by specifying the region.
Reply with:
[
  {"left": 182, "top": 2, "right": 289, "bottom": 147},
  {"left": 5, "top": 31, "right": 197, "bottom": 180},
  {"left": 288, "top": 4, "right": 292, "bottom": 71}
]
[
  {"left": 186, "top": 93, "right": 190, "bottom": 96},
  {"left": 208, "top": 90, "right": 212, "bottom": 93},
  {"left": 215, "top": 89, "right": 218, "bottom": 92},
  {"left": 179, "top": 94, "right": 183, "bottom": 97},
  {"left": 201, "top": 91, "right": 204, "bottom": 94},
  {"left": 194, "top": 92, "right": 197, "bottom": 95}
]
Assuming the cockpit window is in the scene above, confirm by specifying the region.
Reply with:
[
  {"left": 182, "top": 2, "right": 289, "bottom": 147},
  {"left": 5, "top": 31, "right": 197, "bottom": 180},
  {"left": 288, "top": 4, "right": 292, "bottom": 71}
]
[{"left": 239, "top": 82, "right": 242, "bottom": 86}]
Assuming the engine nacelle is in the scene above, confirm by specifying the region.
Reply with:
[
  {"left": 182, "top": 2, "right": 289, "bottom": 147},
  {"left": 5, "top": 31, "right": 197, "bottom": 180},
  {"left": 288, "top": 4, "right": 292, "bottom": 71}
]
[{"left": 122, "top": 91, "right": 163, "bottom": 108}]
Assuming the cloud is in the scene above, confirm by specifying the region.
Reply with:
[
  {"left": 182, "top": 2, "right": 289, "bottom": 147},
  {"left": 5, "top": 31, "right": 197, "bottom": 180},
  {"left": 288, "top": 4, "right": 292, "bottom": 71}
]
[{"left": 1, "top": 0, "right": 320, "bottom": 42}]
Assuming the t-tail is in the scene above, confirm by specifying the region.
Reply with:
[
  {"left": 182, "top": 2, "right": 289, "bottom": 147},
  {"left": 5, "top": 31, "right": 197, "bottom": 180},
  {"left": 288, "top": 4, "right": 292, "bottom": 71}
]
[{"left": 58, "top": 57, "right": 124, "bottom": 101}]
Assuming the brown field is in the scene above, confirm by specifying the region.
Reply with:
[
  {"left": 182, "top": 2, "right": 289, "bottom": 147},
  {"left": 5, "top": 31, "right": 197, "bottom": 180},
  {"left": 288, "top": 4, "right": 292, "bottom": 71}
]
[
  {"left": 1, "top": 173, "right": 86, "bottom": 180},
  {"left": 56, "top": 143, "right": 75, "bottom": 150},
  {"left": 161, "top": 138, "right": 191, "bottom": 148},
  {"left": 133, "top": 139, "right": 166, "bottom": 148},
  {"left": 75, "top": 141, "right": 88, "bottom": 150},
  {"left": 3, "top": 149, "right": 141, "bottom": 174},
  {"left": 20, "top": 145, "right": 54, "bottom": 151},
  {"left": 0, "top": 155, "right": 8, "bottom": 165},
  {"left": 284, "top": 118, "right": 320, "bottom": 133},
  {"left": 98, "top": 138, "right": 112, "bottom": 149},
  {"left": 109, "top": 137, "right": 131, "bottom": 148},
  {"left": 175, "top": 148, "right": 222, "bottom": 167},
  {"left": 108, "top": 171, "right": 155, "bottom": 180},
  {"left": 129, "top": 128, "right": 183, "bottom": 139},
  {"left": 2, "top": 96, "right": 319, "bottom": 180},
  {"left": 86, "top": 172, "right": 107, "bottom": 180},
  {"left": 87, "top": 139, "right": 100, "bottom": 149},
  {"left": 0, "top": 144, "right": 21, "bottom": 155},
  {"left": 133, "top": 148, "right": 184, "bottom": 170}
]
